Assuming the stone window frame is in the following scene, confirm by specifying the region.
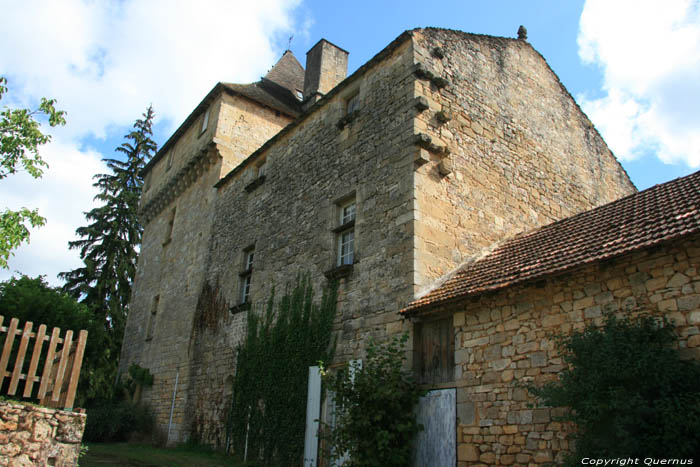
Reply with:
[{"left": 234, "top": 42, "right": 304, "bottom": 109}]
[
  {"left": 325, "top": 193, "right": 357, "bottom": 280},
  {"left": 244, "top": 156, "right": 267, "bottom": 193},
  {"left": 146, "top": 295, "right": 160, "bottom": 341},
  {"left": 336, "top": 198, "right": 356, "bottom": 266},
  {"left": 238, "top": 245, "right": 255, "bottom": 305},
  {"left": 200, "top": 107, "right": 210, "bottom": 135},
  {"left": 163, "top": 206, "right": 177, "bottom": 246},
  {"left": 166, "top": 150, "right": 174, "bottom": 171},
  {"left": 337, "top": 87, "right": 361, "bottom": 130},
  {"left": 346, "top": 91, "right": 360, "bottom": 114}
]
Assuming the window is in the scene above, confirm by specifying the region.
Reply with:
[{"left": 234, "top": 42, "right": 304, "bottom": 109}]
[
  {"left": 239, "top": 247, "right": 254, "bottom": 304},
  {"left": 255, "top": 158, "right": 267, "bottom": 178},
  {"left": 163, "top": 207, "right": 176, "bottom": 245},
  {"left": 146, "top": 295, "right": 159, "bottom": 340},
  {"left": 414, "top": 317, "right": 455, "bottom": 385},
  {"left": 296, "top": 89, "right": 303, "bottom": 100},
  {"left": 200, "top": 108, "right": 210, "bottom": 134},
  {"left": 166, "top": 151, "right": 174, "bottom": 171},
  {"left": 337, "top": 200, "right": 356, "bottom": 266},
  {"left": 346, "top": 93, "right": 360, "bottom": 114}
]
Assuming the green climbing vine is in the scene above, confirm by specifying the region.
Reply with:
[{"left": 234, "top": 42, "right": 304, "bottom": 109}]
[{"left": 228, "top": 276, "right": 337, "bottom": 466}]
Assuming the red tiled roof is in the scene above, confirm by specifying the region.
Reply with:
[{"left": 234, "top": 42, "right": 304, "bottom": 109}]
[{"left": 402, "top": 170, "right": 700, "bottom": 315}]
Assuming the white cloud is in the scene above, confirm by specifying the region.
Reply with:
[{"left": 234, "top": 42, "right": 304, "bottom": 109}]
[
  {"left": 0, "top": 0, "right": 305, "bottom": 285},
  {"left": 577, "top": 0, "right": 700, "bottom": 167},
  {"left": 0, "top": 139, "right": 107, "bottom": 285}
]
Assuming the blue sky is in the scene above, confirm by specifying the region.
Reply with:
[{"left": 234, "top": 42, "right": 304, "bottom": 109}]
[{"left": 1, "top": 0, "right": 699, "bottom": 284}]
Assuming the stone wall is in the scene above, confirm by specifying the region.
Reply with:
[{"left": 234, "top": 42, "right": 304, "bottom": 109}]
[
  {"left": 187, "top": 38, "right": 418, "bottom": 445},
  {"left": 410, "top": 29, "right": 635, "bottom": 291},
  {"left": 0, "top": 400, "right": 85, "bottom": 467},
  {"left": 121, "top": 28, "right": 638, "bottom": 447},
  {"left": 119, "top": 91, "right": 293, "bottom": 443},
  {"left": 441, "top": 234, "right": 700, "bottom": 466}
]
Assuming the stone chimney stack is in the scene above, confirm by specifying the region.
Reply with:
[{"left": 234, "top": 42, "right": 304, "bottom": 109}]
[{"left": 303, "top": 39, "right": 349, "bottom": 109}]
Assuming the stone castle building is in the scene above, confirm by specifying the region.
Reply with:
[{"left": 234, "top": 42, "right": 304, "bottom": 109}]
[{"left": 118, "top": 27, "right": 700, "bottom": 464}]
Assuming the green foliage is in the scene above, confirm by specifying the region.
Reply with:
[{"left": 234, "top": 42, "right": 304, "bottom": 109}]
[
  {"left": 83, "top": 400, "right": 155, "bottom": 442},
  {"left": 0, "top": 76, "right": 66, "bottom": 268},
  {"left": 321, "top": 333, "right": 424, "bottom": 467},
  {"left": 530, "top": 314, "right": 700, "bottom": 463},
  {"left": 60, "top": 106, "right": 157, "bottom": 355},
  {"left": 229, "top": 277, "right": 337, "bottom": 466},
  {"left": 128, "top": 363, "right": 154, "bottom": 387},
  {"left": 0, "top": 275, "right": 115, "bottom": 406}
]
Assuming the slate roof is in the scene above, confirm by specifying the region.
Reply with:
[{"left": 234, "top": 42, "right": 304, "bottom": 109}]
[
  {"left": 402, "top": 170, "right": 700, "bottom": 315},
  {"left": 263, "top": 50, "right": 305, "bottom": 93}
]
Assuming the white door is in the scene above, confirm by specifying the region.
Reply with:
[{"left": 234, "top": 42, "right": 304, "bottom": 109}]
[{"left": 413, "top": 388, "right": 456, "bottom": 467}]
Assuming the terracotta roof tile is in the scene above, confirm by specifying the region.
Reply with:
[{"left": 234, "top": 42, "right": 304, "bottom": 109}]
[{"left": 402, "top": 170, "right": 700, "bottom": 315}]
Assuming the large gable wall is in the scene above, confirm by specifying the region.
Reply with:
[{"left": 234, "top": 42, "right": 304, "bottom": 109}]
[{"left": 410, "top": 29, "right": 635, "bottom": 291}]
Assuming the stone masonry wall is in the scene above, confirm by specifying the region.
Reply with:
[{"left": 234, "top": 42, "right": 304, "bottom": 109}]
[
  {"left": 187, "top": 38, "right": 418, "bottom": 445},
  {"left": 443, "top": 234, "right": 700, "bottom": 466},
  {"left": 120, "top": 92, "right": 293, "bottom": 444},
  {"left": 410, "top": 29, "right": 635, "bottom": 290},
  {"left": 0, "top": 400, "right": 85, "bottom": 467}
]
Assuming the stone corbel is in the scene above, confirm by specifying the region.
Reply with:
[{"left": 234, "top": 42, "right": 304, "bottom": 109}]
[
  {"left": 413, "top": 133, "right": 450, "bottom": 156},
  {"left": 413, "top": 63, "right": 450, "bottom": 89}
]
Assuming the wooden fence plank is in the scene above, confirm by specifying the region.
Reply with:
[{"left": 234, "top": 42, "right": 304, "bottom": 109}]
[
  {"left": 23, "top": 324, "right": 47, "bottom": 397},
  {"left": 51, "top": 330, "right": 73, "bottom": 402},
  {"left": 8, "top": 321, "right": 33, "bottom": 395},
  {"left": 0, "top": 317, "right": 20, "bottom": 387},
  {"left": 63, "top": 330, "right": 87, "bottom": 409},
  {"left": 0, "top": 316, "right": 88, "bottom": 410},
  {"left": 38, "top": 327, "right": 61, "bottom": 400}
]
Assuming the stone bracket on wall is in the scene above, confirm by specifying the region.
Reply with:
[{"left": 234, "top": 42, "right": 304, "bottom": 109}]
[
  {"left": 413, "top": 63, "right": 449, "bottom": 89},
  {"left": 140, "top": 141, "right": 219, "bottom": 223},
  {"left": 413, "top": 132, "right": 452, "bottom": 176}
]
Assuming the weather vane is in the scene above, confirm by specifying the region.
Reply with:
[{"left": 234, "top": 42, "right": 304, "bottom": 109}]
[{"left": 287, "top": 35, "right": 294, "bottom": 51}]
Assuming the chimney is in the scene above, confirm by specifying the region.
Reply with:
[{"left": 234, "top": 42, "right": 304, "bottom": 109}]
[{"left": 303, "top": 39, "right": 349, "bottom": 109}]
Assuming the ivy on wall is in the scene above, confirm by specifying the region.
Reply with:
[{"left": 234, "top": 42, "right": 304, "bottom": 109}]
[{"left": 228, "top": 277, "right": 337, "bottom": 466}]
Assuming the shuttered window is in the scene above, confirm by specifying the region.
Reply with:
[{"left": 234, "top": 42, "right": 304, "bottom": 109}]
[{"left": 414, "top": 317, "right": 454, "bottom": 385}]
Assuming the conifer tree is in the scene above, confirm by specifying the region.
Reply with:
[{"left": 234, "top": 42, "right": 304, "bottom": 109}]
[{"left": 60, "top": 106, "right": 157, "bottom": 345}]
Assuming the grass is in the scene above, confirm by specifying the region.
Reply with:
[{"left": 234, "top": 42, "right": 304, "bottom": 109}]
[{"left": 81, "top": 443, "right": 250, "bottom": 467}]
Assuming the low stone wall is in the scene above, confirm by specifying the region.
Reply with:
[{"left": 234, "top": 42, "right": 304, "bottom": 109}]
[
  {"left": 0, "top": 400, "right": 86, "bottom": 467},
  {"left": 449, "top": 234, "right": 700, "bottom": 465}
]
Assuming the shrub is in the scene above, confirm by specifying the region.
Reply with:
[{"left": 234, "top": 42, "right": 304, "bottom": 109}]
[
  {"left": 529, "top": 314, "right": 700, "bottom": 463},
  {"left": 321, "top": 333, "right": 424, "bottom": 467},
  {"left": 83, "top": 401, "right": 154, "bottom": 442}
]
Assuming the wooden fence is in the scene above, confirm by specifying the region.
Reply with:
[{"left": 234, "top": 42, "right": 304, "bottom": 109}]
[{"left": 0, "top": 315, "right": 87, "bottom": 410}]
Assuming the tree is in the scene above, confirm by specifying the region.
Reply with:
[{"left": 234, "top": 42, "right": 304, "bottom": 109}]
[
  {"left": 529, "top": 314, "right": 700, "bottom": 463},
  {"left": 59, "top": 106, "right": 156, "bottom": 346},
  {"left": 0, "top": 76, "right": 66, "bottom": 268}
]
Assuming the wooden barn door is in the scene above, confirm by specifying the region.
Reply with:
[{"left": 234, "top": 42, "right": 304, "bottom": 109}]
[{"left": 413, "top": 388, "right": 456, "bottom": 467}]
